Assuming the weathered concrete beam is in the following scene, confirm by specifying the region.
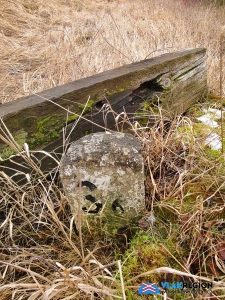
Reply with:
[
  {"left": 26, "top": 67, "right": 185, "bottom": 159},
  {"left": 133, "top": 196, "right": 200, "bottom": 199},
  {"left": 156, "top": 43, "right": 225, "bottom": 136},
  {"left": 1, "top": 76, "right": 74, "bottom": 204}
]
[{"left": 0, "top": 48, "right": 207, "bottom": 180}]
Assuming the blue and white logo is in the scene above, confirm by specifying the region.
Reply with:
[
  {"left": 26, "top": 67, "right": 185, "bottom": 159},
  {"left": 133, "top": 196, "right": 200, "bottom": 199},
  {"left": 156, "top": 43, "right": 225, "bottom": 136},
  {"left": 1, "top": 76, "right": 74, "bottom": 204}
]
[{"left": 138, "top": 282, "right": 160, "bottom": 294}]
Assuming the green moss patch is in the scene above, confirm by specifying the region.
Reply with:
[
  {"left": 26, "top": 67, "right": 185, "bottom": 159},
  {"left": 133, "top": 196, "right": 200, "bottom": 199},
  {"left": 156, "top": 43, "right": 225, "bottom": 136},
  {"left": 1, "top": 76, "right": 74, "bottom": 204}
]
[
  {"left": 105, "top": 87, "right": 125, "bottom": 97},
  {"left": 67, "top": 114, "right": 79, "bottom": 123},
  {"left": 77, "top": 99, "right": 95, "bottom": 114},
  {"left": 0, "top": 129, "right": 27, "bottom": 159},
  {"left": 28, "top": 114, "right": 62, "bottom": 148}
]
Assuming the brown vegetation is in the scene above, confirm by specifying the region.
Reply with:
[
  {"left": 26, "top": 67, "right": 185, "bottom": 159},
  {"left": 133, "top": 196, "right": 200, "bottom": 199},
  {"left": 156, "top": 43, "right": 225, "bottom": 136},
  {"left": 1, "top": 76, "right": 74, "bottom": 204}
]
[
  {"left": 0, "top": 0, "right": 224, "bottom": 103},
  {"left": 0, "top": 1, "right": 225, "bottom": 299}
]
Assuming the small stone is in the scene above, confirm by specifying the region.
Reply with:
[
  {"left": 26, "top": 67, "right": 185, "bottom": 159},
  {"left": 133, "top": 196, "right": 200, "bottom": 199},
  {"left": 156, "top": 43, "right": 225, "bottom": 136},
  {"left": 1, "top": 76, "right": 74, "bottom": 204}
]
[
  {"left": 138, "top": 219, "right": 149, "bottom": 230},
  {"left": 59, "top": 132, "right": 145, "bottom": 236}
]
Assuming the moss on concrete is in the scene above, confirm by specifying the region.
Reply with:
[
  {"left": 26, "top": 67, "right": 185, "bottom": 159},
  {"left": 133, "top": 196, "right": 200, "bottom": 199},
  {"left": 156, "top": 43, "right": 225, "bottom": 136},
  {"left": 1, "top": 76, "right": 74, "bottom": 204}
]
[
  {"left": 67, "top": 114, "right": 79, "bottom": 123},
  {"left": 27, "top": 114, "right": 62, "bottom": 148},
  {"left": 78, "top": 99, "right": 95, "bottom": 114},
  {"left": 105, "top": 87, "right": 125, "bottom": 97},
  {"left": 83, "top": 208, "right": 140, "bottom": 240},
  {"left": 0, "top": 130, "right": 27, "bottom": 159},
  {"left": 0, "top": 49, "right": 206, "bottom": 160},
  {"left": 0, "top": 102, "right": 96, "bottom": 158}
]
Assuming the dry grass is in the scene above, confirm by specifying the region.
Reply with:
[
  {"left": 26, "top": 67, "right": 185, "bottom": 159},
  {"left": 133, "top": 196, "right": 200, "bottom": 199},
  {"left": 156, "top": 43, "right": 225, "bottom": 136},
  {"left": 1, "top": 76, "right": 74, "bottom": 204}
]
[
  {"left": 0, "top": 128, "right": 124, "bottom": 299},
  {"left": 0, "top": 0, "right": 224, "bottom": 103},
  {"left": 0, "top": 110, "right": 125, "bottom": 299},
  {"left": 1, "top": 103, "right": 225, "bottom": 298},
  {"left": 1, "top": 0, "right": 225, "bottom": 299},
  {"left": 121, "top": 108, "right": 225, "bottom": 298}
]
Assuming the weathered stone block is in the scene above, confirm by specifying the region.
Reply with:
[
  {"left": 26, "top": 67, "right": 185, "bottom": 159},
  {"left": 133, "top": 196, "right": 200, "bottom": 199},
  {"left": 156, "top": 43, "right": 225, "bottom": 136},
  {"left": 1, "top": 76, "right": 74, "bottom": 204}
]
[{"left": 59, "top": 132, "right": 145, "bottom": 236}]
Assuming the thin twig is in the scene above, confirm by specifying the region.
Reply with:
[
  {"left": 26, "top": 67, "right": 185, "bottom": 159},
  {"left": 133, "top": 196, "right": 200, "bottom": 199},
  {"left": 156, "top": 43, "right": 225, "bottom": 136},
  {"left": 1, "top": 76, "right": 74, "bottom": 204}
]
[{"left": 220, "top": 26, "right": 225, "bottom": 153}]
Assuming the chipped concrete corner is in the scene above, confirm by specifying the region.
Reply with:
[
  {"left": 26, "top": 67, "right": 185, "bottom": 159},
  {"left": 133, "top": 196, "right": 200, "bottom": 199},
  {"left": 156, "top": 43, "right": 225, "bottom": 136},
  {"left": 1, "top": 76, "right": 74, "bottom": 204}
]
[{"left": 59, "top": 132, "right": 145, "bottom": 236}]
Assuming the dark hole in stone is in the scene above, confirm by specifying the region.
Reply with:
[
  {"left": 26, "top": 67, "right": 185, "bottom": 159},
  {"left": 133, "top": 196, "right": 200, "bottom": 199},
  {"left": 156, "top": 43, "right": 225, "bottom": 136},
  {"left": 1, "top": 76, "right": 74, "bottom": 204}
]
[
  {"left": 138, "top": 79, "right": 164, "bottom": 91},
  {"left": 82, "top": 194, "right": 102, "bottom": 214},
  {"left": 129, "top": 78, "right": 163, "bottom": 106},
  {"left": 112, "top": 199, "right": 124, "bottom": 213},
  {"left": 95, "top": 100, "right": 107, "bottom": 109},
  {"left": 80, "top": 181, "right": 97, "bottom": 191}
]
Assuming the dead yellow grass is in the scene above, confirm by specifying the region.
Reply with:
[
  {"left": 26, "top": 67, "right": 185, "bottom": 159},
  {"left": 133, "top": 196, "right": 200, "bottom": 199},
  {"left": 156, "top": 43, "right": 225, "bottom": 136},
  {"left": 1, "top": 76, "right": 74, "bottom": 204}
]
[
  {"left": 1, "top": 96, "right": 225, "bottom": 298},
  {"left": 0, "top": 0, "right": 224, "bottom": 103}
]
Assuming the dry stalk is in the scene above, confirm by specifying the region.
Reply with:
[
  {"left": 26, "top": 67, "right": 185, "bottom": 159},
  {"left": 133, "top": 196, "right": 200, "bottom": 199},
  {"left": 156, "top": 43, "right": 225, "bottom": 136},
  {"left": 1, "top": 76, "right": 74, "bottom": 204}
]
[{"left": 220, "top": 25, "right": 225, "bottom": 153}]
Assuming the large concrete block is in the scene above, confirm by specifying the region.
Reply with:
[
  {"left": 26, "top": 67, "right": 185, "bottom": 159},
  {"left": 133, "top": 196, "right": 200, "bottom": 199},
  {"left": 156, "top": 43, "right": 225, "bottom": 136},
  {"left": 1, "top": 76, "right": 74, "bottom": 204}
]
[{"left": 59, "top": 132, "right": 145, "bottom": 236}]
